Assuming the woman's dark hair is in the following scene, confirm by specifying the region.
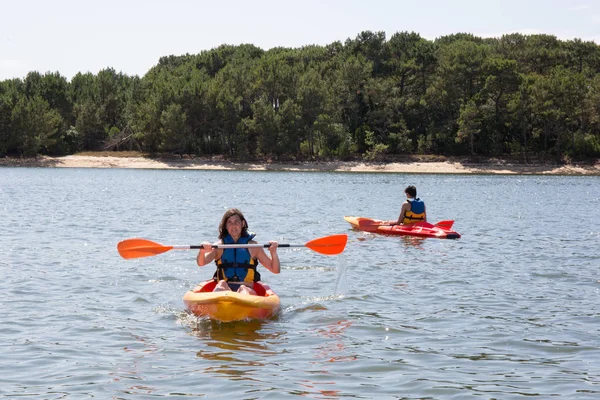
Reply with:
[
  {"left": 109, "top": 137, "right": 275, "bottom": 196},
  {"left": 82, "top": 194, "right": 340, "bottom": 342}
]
[
  {"left": 405, "top": 185, "right": 417, "bottom": 197},
  {"left": 218, "top": 208, "right": 249, "bottom": 239}
]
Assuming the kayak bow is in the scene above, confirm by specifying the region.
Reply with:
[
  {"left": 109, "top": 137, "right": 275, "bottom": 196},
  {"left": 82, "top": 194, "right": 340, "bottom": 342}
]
[{"left": 183, "top": 280, "right": 280, "bottom": 322}]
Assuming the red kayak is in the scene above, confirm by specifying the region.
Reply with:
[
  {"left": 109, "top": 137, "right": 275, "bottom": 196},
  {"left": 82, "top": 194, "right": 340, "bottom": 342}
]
[{"left": 344, "top": 216, "right": 461, "bottom": 239}]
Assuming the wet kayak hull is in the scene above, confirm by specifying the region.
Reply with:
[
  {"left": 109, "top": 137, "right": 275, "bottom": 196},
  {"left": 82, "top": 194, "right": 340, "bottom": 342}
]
[
  {"left": 344, "top": 216, "right": 461, "bottom": 239},
  {"left": 183, "top": 280, "right": 280, "bottom": 322}
]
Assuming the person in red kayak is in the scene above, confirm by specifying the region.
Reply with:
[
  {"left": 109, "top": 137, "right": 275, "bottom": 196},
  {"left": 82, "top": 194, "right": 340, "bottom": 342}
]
[
  {"left": 390, "top": 185, "right": 427, "bottom": 225},
  {"left": 196, "top": 208, "right": 280, "bottom": 295}
]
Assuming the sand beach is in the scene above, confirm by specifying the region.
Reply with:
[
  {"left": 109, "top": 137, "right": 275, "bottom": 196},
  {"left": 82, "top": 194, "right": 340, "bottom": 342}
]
[{"left": 1, "top": 154, "right": 599, "bottom": 175}]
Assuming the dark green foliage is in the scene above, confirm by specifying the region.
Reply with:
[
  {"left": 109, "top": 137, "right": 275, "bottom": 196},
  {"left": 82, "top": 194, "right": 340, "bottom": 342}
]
[{"left": 1, "top": 31, "right": 599, "bottom": 161}]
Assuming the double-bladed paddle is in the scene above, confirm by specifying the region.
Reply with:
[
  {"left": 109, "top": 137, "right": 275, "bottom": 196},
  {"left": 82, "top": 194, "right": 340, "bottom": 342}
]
[{"left": 117, "top": 234, "right": 348, "bottom": 259}]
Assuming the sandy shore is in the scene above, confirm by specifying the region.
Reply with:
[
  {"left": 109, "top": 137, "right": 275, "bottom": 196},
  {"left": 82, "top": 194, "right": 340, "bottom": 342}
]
[{"left": 1, "top": 155, "right": 599, "bottom": 175}]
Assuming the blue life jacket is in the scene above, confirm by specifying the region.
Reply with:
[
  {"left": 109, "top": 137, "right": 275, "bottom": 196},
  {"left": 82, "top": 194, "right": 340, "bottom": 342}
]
[
  {"left": 214, "top": 233, "right": 261, "bottom": 282},
  {"left": 402, "top": 198, "right": 425, "bottom": 224}
]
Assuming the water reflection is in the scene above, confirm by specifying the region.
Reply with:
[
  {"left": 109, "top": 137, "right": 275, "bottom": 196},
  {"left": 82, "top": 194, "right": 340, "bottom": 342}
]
[
  {"left": 313, "top": 320, "right": 357, "bottom": 363},
  {"left": 399, "top": 236, "right": 427, "bottom": 249},
  {"left": 190, "top": 318, "right": 282, "bottom": 375},
  {"left": 353, "top": 231, "right": 427, "bottom": 249},
  {"left": 296, "top": 381, "right": 341, "bottom": 398},
  {"left": 293, "top": 320, "right": 355, "bottom": 399},
  {"left": 110, "top": 333, "right": 159, "bottom": 396}
]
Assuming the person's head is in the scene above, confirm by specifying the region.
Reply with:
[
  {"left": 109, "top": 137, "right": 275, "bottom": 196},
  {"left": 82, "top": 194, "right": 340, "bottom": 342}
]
[
  {"left": 405, "top": 185, "right": 417, "bottom": 198},
  {"left": 219, "top": 208, "right": 249, "bottom": 239}
]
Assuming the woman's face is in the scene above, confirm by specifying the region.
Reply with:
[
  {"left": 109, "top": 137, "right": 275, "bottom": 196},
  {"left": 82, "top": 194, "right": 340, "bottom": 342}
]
[{"left": 226, "top": 214, "right": 244, "bottom": 236}]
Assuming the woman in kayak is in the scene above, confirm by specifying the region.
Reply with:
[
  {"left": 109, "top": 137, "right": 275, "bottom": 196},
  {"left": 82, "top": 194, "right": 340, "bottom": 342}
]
[
  {"left": 196, "top": 208, "right": 280, "bottom": 295},
  {"left": 390, "top": 185, "right": 427, "bottom": 225}
]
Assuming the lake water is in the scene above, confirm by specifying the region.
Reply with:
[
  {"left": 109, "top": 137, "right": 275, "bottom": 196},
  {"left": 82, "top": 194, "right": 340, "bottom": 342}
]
[{"left": 1, "top": 167, "right": 599, "bottom": 399}]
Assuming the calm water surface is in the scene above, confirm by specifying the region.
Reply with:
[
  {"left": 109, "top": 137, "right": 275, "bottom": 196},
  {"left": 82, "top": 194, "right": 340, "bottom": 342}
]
[{"left": 1, "top": 167, "right": 599, "bottom": 399}]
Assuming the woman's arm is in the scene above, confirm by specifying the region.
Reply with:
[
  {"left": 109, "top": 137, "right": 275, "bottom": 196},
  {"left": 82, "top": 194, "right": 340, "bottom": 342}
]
[
  {"left": 252, "top": 241, "right": 280, "bottom": 274},
  {"left": 197, "top": 242, "right": 220, "bottom": 266}
]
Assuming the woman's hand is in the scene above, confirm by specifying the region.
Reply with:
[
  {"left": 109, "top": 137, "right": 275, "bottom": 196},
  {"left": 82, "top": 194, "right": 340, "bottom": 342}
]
[
  {"left": 268, "top": 240, "right": 279, "bottom": 254},
  {"left": 197, "top": 242, "right": 216, "bottom": 266},
  {"left": 200, "top": 241, "right": 213, "bottom": 252}
]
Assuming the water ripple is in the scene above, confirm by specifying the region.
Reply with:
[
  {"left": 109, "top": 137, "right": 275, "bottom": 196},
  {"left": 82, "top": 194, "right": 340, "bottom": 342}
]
[{"left": 1, "top": 168, "right": 599, "bottom": 398}]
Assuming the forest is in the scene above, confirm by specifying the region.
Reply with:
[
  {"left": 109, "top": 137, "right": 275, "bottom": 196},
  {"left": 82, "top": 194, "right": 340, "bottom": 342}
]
[{"left": 1, "top": 30, "right": 599, "bottom": 162}]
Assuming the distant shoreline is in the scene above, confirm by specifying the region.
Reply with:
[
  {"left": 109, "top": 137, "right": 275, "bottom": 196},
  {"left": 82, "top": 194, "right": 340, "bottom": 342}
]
[{"left": 1, "top": 154, "right": 599, "bottom": 175}]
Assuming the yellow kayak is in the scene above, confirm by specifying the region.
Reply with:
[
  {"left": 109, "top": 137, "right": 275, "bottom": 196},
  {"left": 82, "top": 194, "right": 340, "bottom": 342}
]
[{"left": 183, "top": 280, "right": 280, "bottom": 322}]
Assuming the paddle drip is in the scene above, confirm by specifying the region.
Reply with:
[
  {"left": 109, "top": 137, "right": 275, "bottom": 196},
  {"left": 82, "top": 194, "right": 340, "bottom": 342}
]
[{"left": 333, "top": 253, "right": 348, "bottom": 295}]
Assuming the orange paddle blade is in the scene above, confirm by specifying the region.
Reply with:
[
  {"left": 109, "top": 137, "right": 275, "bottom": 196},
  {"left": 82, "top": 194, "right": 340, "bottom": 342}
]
[
  {"left": 305, "top": 234, "right": 348, "bottom": 255},
  {"left": 117, "top": 238, "right": 173, "bottom": 259}
]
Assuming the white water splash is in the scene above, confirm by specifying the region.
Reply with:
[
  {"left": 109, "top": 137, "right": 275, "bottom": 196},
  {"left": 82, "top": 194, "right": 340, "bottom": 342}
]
[{"left": 333, "top": 253, "right": 347, "bottom": 295}]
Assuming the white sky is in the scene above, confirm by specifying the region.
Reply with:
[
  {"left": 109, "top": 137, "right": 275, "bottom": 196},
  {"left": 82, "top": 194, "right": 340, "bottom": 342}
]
[{"left": 1, "top": 0, "right": 599, "bottom": 81}]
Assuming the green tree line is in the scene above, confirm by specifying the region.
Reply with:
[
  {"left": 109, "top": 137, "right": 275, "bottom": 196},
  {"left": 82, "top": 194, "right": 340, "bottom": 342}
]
[{"left": 1, "top": 31, "right": 600, "bottom": 161}]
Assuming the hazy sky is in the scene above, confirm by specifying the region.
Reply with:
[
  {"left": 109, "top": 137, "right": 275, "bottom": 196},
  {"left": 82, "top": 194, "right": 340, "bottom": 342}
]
[{"left": 1, "top": 0, "right": 599, "bottom": 81}]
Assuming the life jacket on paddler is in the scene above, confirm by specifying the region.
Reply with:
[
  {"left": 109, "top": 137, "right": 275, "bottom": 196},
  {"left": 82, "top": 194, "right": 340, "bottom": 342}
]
[
  {"left": 402, "top": 198, "right": 425, "bottom": 224},
  {"left": 214, "top": 233, "right": 261, "bottom": 283}
]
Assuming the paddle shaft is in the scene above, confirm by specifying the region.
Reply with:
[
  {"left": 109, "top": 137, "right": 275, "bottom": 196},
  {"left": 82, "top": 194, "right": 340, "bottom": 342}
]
[{"left": 173, "top": 244, "right": 302, "bottom": 250}]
